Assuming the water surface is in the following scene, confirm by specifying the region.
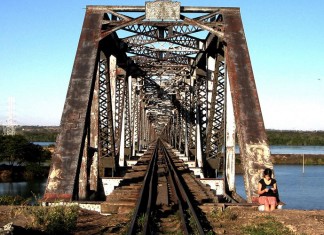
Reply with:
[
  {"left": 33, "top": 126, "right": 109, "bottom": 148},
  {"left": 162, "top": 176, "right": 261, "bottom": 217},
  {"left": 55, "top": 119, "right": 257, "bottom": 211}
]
[
  {"left": 236, "top": 165, "right": 324, "bottom": 210},
  {"left": 0, "top": 179, "right": 47, "bottom": 201},
  {"left": 1, "top": 146, "right": 324, "bottom": 209}
]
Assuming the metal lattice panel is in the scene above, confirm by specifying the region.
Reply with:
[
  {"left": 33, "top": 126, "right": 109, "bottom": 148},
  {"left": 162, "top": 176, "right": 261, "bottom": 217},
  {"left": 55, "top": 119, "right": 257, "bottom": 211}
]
[
  {"left": 124, "top": 78, "right": 132, "bottom": 149},
  {"left": 98, "top": 54, "right": 116, "bottom": 175},
  {"left": 196, "top": 73, "right": 208, "bottom": 155},
  {"left": 114, "top": 76, "right": 125, "bottom": 152},
  {"left": 205, "top": 51, "right": 226, "bottom": 172}
]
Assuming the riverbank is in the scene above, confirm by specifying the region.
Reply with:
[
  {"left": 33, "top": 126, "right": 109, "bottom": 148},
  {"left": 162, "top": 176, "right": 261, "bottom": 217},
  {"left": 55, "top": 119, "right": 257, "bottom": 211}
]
[
  {"left": 0, "top": 206, "right": 323, "bottom": 234},
  {"left": 1, "top": 154, "right": 323, "bottom": 181},
  {"left": 0, "top": 165, "right": 49, "bottom": 182},
  {"left": 271, "top": 154, "right": 324, "bottom": 164},
  {"left": 233, "top": 154, "right": 324, "bottom": 174}
]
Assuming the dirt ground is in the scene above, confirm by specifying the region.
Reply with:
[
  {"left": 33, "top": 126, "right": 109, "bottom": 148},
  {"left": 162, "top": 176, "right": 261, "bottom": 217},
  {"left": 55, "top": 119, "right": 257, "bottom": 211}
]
[
  {"left": 213, "top": 207, "right": 324, "bottom": 235},
  {"left": 0, "top": 206, "right": 324, "bottom": 234}
]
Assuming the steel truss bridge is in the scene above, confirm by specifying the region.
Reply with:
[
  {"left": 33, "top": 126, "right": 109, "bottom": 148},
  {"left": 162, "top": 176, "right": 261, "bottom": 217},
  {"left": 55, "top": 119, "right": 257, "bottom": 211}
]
[{"left": 44, "top": 1, "right": 273, "bottom": 204}]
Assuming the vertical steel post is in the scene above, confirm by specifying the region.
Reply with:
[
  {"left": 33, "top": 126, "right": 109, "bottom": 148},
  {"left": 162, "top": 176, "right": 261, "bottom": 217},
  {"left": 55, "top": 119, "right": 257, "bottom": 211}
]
[{"left": 225, "top": 77, "right": 236, "bottom": 192}]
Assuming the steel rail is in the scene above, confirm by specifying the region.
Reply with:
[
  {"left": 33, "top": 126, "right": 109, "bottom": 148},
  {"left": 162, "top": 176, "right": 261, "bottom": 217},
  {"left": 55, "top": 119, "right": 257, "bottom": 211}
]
[
  {"left": 161, "top": 141, "right": 205, "bottom": 235},
  {"left": 159, "top": 143, "right": 190, "bottom": 234},
  {"left": 127, "top": 142, "right": 159, "bottom": 235},
  {"left": 127, "top": 140, "right": 205, "bottom": 234},
  {"left": 161, "top": 145, "right": 191, "bottom": 234},
  {"left": 142, "top": 145, "right": 158, "bottom": 235}
]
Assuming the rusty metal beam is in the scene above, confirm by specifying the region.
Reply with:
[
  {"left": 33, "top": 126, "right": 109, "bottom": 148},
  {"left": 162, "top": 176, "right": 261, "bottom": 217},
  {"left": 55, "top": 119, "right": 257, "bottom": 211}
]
[
  {"left": 44, "top": 10, "right": 102, "bottom": 202},
  {"left": 180, "top": 15, "right": 224, "bottom": 39},
  {"left": 87, "top": 5, "right": 239, "bottom": 13},
  {"left": 222, "top": 8, "right": 272, "bottom": 202},
  {"left": 101, "top": 15, "right": 146, "bottom": 40}
]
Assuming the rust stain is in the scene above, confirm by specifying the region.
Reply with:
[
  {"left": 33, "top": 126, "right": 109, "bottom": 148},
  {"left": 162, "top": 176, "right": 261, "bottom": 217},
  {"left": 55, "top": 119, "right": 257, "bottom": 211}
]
[{"left": 223, "top": 9, "right": 272, "bottom": 202}]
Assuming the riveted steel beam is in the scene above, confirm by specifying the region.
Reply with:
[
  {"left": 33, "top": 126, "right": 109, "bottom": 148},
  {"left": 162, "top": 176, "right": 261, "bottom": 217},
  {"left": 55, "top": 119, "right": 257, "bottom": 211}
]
[
  {"left": 87, "top": 5, "right": 239, "bottom": 13},
  {"left": 44, "top": 10, "right": 102, "bottom": 202},
  {"left": 222, "top": 8, "right": 272, "bottom": 202}
]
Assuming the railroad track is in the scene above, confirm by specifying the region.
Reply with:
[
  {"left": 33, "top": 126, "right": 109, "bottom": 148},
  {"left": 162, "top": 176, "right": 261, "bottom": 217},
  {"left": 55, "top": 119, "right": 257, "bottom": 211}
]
[
  {"left": 127, "top": 139, "right": 212, "bottom": 234},
  {"left": 99, "top": 139, "right": 229, "bottom": 234}
]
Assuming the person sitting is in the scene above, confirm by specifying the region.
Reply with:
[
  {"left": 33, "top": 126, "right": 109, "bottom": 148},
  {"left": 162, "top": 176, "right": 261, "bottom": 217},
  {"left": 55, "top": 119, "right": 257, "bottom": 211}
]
[{"left": 258, "top": 168, "right": 278, "bottom": 211}]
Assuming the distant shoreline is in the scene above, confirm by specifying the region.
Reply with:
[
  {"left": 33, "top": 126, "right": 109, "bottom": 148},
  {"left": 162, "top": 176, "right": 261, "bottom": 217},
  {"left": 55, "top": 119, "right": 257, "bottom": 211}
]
[
  {"left": 271, "top": 153, "right": 324, "bottom": 165},
  {"left": 1, "top": 125, "right": 324, "bottom": 145},
  {"left": 234, "top": 154, "right": 324, "bottom": 174},
  {"left": 235, "top": 153, "right": 324, "bottom": 165},
  {"left": 1, "top": 154, "right": 323, "bottom": 181}
]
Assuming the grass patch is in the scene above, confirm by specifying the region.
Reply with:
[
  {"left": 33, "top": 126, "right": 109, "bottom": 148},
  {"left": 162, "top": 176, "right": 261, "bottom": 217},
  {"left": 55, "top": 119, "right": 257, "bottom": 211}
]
[
  {"left": 25, "top": 205, "right": 79, "bottom": 234},
  {"left": 242, "top": 215, "right": 294, "bottom": 235},
  {"left": 136, "top": 213, "right": 146, "bottom": 231},
  {"left": 210, "top": 207, "right": 238, "bottom": 221},
  {"left": 0, "top": 195, "right": 30, "bottom": 205}
]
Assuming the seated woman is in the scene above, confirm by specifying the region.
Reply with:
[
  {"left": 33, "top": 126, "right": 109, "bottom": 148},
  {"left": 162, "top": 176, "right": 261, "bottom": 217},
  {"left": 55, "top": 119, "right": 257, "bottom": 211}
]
[{"left": 258, "top": 168, "right": 278, "bottom": 211}]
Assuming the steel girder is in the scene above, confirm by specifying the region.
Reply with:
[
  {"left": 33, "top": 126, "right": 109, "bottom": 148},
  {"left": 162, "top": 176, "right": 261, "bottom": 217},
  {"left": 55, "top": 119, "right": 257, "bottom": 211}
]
[
  {"left": 183, "top": 82, "right": 191, "bottom": 158},
  {"left": 114, "top": 72, "right": 125, "bottom": 155},
  {"left": 188, "top": 72, "right": 197, "bottom": 156},
  {"left": 44, "top": 2, "right": 272, "bottom": 203},
  {"left": 98, "top": 54, "right": 117, "bottom": 176},
  {"left": 223, "top": 9, "right": 273, "bottom": 202},
  {"left": 205, "top": 48, "right": 226, "bottom": 176},
  {"left": 44, "top": 11, "right": 103, "bottom": 201},
  {"left": 131, "top": 77, "right": 141, "bottom": 153},
  {"left": 124, "top": 76, "right": 132, "bottom": 151}
]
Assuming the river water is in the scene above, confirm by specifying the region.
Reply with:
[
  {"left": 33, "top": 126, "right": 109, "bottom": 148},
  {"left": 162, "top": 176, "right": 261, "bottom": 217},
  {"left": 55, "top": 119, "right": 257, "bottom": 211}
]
[
  {"left": 1, "top": 145, "right": 324, "bottom": 209},
  {"left": 34, "top": 143, "right": 324, "bottom": 154},
  {"left": 0, "top": 179, "right": 47, "bottom": 201},
  {"left": 236, "top": 165, "right": 324, "bottom": 210}
]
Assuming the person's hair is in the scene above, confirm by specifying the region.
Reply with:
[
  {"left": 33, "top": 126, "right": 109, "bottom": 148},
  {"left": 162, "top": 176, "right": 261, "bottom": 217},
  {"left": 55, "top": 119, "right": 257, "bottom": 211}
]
[{"left": 264, "top": 168, "right": 273, "bottom": 177}]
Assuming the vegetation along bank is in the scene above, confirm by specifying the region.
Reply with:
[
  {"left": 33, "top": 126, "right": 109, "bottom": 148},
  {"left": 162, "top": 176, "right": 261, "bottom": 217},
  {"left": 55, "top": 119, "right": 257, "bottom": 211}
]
[
  {"left": 0, "top": 126, "right": 323, "bottom": 180},
  {"left": 1, "top": 126, "right": 324, "bottom": 145}
]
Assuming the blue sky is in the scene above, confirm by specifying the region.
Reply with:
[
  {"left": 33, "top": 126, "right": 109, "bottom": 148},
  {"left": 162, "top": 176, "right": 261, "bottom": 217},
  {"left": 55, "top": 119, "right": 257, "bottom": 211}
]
[{"left": 1, "top": 0, "right": 323, "bottom": 130}]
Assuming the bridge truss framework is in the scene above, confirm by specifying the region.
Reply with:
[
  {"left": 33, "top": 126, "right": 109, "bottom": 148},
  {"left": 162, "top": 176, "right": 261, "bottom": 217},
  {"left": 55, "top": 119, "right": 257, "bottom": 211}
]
[{"left": 44, "top": 1, "right": 273, "bottom": 203}]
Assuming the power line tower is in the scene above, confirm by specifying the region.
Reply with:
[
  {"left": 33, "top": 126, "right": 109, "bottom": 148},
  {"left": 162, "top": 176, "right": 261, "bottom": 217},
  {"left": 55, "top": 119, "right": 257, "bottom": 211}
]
[{"left": 3, "top": 97, "right": 16, "bottom": 136}]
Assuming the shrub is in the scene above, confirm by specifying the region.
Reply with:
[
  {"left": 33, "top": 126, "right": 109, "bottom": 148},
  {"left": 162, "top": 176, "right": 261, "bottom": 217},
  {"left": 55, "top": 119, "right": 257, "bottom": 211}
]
[
  {"left": 27, "top": 205, "right": 79, "bottom": 234},
  {"left": 25, "top": 163, "right": 46, "bottom": 178},
  {"left": 0, "top": 195, "right": 29, "bottom": 205}
]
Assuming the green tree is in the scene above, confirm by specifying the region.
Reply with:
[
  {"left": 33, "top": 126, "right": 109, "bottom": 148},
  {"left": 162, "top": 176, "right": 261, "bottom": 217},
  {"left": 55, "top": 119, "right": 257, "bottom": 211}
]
[{"left": 0, "top": 135, "right": 49, "bottom": 167}]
